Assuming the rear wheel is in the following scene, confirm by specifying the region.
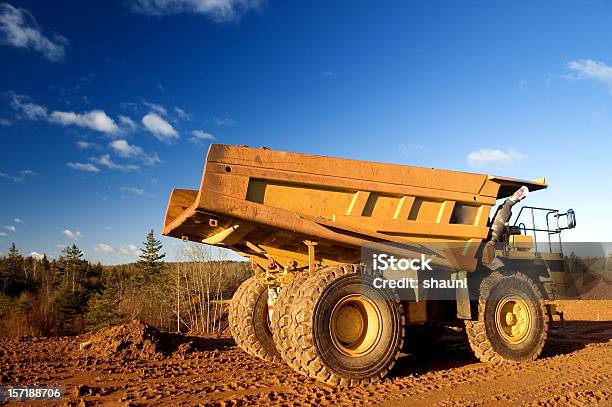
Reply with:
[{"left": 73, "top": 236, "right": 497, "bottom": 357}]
[
  {"left": 292, "top": 265, "right": 404, "bottom": 385},
  {"left": 229, "top": 276, "right": 281, "bottom": 362},
  {"left": 465, "top": 272, "right": 548, "bottom": 364},
  {"left": 271, "top": 273, "right": 309, "bottom": 373}
]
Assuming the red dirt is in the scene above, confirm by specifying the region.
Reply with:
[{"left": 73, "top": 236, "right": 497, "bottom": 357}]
[
  {"left": 0, "top": 301, "right": 610, "bottom": 406},
  {"left": 80, "top": 321, "right": 167, "bottom": 361}
]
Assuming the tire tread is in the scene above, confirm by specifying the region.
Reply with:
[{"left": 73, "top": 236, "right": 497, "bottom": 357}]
[{"left": 464, "top": 271, "right": 548, "bottom": 364}]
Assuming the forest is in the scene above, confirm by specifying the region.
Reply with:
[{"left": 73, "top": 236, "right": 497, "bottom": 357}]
[{"left": 0, "top": 230, "right": 250, "bottom": 337}]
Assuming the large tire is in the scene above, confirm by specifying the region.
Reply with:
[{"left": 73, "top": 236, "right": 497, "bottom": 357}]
[
  {"left": 465, "top": 271, "right": 548, "bottom": 364},
  {"left": 270, "top": 273, "right": 309, "bottom": 374},
  {"left": 229, "top": 276, "right": 281, "bottom": 362},
  {"left": 292, "top": 265, "right": 404, "bottom": 386}
]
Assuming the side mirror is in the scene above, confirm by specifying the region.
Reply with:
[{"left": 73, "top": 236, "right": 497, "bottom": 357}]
[
  {"left": 566, "top": 209, "right": 576, "bottom": 229},
  {"left": 562, "top": 209, "right": 576, "bottom": 229}
]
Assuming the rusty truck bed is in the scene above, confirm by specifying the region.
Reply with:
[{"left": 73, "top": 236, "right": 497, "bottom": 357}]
[{"left": 163, "top": 144, "right": 546, "bottom": 271}]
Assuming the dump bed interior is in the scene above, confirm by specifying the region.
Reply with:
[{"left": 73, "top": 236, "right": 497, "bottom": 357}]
[{"left": 163, "top": 144, "right": 547, "bottom": 271}]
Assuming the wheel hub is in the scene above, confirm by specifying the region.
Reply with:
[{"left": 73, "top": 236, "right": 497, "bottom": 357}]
[
  {"left": 329, "top": 294, "right": 383, "bottom": 357},
  {"left": 495, "top": 295, "right": 532, "bottom": 344},
  {"left": 335, "top": 304, "right": 365, "bottom": 344},
  {"left": 505, "top": 312, "right": 517, "bottom": 326}
]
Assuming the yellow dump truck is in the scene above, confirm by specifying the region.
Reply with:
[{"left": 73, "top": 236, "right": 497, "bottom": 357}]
[{"left": 163, "top": 144, "right": 576, "bottom": 385}]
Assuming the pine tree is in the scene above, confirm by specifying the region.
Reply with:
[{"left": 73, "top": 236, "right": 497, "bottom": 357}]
[
  {"left": 50, "top": 281, "right": 85, "bottom": 335},
  {"left": 82, "top": 262, "right": 103, "bottom": 291},
  {"left": 48, "top": 246, "right": 91, "bottom": 335},
  {"left": 135, "top": 230, "right": 166, "bottom": 285},
  {"left": 0, "top": 243, "right": 23, "bottom": 293},
  {"left": 58, "top": 244, "right": 88, "bottom": 293},
  {"left": 7, "top": 243, "right": 22, "bottom": 274},
  {"left": 41, "top": 254, "right": 50, "bottom": 271},
  {"left": 85, "top": 283, "right": 123, "bottom": 331}
]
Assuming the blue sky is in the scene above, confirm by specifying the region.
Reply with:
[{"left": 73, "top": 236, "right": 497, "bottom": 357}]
[{"left": 1, "top": 0, "right": 611, "bottom": 263}]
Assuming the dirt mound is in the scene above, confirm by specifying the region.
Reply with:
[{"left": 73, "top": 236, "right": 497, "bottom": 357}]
[
  {"left": 80, "top": 320, "right": 168, "bottom": 361},
  {"left": 78, "top": 320, "right": 234, "bottom": 362}
]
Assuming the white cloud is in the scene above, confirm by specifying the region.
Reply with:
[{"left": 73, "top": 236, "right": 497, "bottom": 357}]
[
  {"left": 321, "top": 71, "right": 335, "bottom": 77},
  {"left": 119, "top": 244, "right": 140, "bottom": 255},
  {"left": 91, "top": 154, "right": 140, "bottom": 171},
  {"left": 174, "top": 106, "right": 189, "bottom": 120},
  {"left": 76, "top": 140, "right": 100, "bottom": 150},
  {"left": 129, "top": 0, "right": 262, "bottom": 22},
  {"left": 467, "top": 148, "right": 526, "bottom": 168},
  {"left": 566, "top": 59, "right": 612, "bottom": 92},
  {"left": 119, "top": 115, "right": 137, "bottom": 130},
  {"left": 49, "top": 110, "right": 120, "bottom": 134},
  {"left": 29, "top": 251, "right": 44, "bottom": 260},
  {"left": 0, "top": 118, "right": 12, "bottom": 126},
  {"left": 17, "top": 169, "right": 34, "bottom": 179},
  {"left": 190, "top": 129, "right": 215, "bottom": 145},
  {"left": 10, "top": 92, "right": 123, "bottom": 135},
  {"left": 142, "top": 112, "right": 178, "bottom": 141},
  {"left": 191, "top": 129, "right": 215, "bottom": 140},
  {"left": 212, "top": 117, "right": 235, "bottom": 126},
  {"left": 14, "top": 217, "right": 24, "bottom": 224},
  {"left": 121, "top": 186, "right": 145, "bottom": 195},
  {"left": 143, "top": 101, "right": 167, "bottom": 115},
  {"left": 94, "top": 243, "right": 140, "bottom": 256},
  {"left": 0, "top": 3, "right": 68, "bottom": 61},
  {"left": 10, "top": 93, "right": 47, "bottom": 119},
  {"left": 140, "top": 151, "right": 162, "bottom": 166},
  {"left": 62, "top": 229, "right": 82, "bottom": 239},
  {"left": 110, "top": 139, "right": 142, "bottom": 157},
  {"left": 0, "top": 232, "right": 7, "bottom": 237},
  {"left": 109, "top": 139, "right": 162, "bottom": 166},
  {"left": 4, "top": 225, "right": 16, "bottom": 232},
  {"left": 93, "top": 243, "right": 115, "bottom": 253},
  {"left": 67, "top": 162, "right": 100, "bottom": 172},
  {"left": 0, "top": 169, "right": 35, "bottom": 182}
]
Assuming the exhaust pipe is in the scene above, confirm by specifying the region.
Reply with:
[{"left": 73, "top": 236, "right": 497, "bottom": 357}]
[{"left": 490, "top": 186, "right": 529, "bottom": 242}]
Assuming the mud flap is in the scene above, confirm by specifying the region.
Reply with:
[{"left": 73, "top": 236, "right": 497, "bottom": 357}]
[{"left": 453, "top": 271, "right": 471, "bottom": 319}]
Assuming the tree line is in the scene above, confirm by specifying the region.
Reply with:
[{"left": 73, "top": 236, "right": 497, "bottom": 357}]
[{"left": 0, "top": 230, "right": 250, "bottom": 337}]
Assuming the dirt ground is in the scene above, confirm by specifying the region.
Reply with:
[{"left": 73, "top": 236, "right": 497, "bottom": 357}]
[{"left": 1, "top": 300, "right": 610, "bottom": 406}]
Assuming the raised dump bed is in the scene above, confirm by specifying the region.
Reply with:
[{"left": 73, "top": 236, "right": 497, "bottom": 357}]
[{"left": 163, "top": 144, "right": 546, "bottom": 272}]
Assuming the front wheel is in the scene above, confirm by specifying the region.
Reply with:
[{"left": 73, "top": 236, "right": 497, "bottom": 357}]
[{"left": 465, "top": 271, "right": 548, "bottom": 364}]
